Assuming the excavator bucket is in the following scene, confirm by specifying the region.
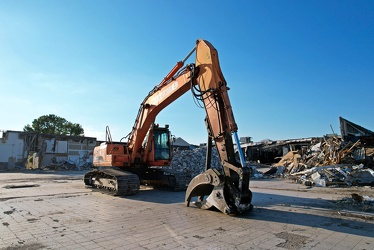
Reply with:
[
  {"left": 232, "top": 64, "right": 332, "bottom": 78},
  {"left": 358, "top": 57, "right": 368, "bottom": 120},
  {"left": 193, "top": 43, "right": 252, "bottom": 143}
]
[{"left": 185, "top": 168, "right": 253, "bottom": 215}]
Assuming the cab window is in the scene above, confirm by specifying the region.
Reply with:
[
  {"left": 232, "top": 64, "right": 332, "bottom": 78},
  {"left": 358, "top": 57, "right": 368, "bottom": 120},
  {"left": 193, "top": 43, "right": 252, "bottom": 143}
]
[{"left": 154, "top": 130, "right": 170, "bottom": 160}]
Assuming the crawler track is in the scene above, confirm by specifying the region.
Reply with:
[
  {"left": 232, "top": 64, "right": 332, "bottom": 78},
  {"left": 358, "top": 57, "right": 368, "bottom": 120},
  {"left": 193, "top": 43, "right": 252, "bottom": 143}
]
[
  {"left": 140, "top": 168, "right": 192, "bottom": 191},
  {"left": 84, "top": 169, "right": 140, "bottom": 196}
]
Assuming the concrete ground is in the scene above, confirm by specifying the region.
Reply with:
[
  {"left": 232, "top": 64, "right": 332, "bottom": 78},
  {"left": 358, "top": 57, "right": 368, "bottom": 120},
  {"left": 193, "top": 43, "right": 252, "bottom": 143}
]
[{"left": 0, "top": 171, "right": 373, "bottom": 250}]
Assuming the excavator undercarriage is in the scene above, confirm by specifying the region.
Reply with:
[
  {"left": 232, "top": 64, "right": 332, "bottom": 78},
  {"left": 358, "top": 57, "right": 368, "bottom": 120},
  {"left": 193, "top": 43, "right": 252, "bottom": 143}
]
[
  {"left": 84, "top": 168, "right": 140, "bottom": 196},
  {"left": 139, "top": 168, "right": 192, "bottom": 191},
  {"left": 84, "top": 167, "right": 192, "bottom": 196}
]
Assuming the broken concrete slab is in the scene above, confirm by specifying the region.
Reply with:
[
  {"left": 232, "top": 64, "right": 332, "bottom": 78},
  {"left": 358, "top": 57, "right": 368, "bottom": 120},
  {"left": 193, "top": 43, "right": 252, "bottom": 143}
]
[{"left": 347, "top": 168, "right": 374, "bottom": 185}]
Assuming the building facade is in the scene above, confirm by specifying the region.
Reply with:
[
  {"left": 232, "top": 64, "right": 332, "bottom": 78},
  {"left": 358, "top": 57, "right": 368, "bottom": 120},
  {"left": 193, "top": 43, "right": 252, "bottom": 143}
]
[{"left": 0, "top": 130, "right": 96, "bottom": 170}]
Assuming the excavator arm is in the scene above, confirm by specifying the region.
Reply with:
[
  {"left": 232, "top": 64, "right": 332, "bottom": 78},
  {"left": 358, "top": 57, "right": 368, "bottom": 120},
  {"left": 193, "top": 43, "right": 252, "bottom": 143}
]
[{"left": 184, "top": 40, "right": 253, "bottom": 214}]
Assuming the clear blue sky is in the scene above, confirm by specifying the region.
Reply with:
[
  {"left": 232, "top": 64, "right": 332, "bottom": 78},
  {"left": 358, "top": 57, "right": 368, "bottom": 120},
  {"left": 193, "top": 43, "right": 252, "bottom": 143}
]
[{"left": 1, "top": 0, "right": 373, "bottom": 145}]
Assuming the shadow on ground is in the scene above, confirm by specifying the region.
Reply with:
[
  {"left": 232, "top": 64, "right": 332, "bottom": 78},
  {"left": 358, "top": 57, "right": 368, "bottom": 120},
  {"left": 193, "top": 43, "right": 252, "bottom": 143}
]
[{"left": 124, "top": 188, "right": 374, "bottom": 237}]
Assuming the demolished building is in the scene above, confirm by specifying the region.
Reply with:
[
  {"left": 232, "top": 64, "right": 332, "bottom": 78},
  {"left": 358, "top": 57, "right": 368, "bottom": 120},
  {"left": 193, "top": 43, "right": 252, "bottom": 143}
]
[
  {"left": 0, "top": 130, "right": 96, "bottom": 171},
  {"left": 256, "top": 117, "right": 374, "bottom": 187},
  {"left": 240, "top": 137, "right": 322, "bottom": 165}
]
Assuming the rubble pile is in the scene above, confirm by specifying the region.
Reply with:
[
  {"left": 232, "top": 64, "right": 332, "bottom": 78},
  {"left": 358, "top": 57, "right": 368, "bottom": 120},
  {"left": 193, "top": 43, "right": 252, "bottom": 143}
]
[
  {"left": 170, "top": 147, "right": 268, "bottom": 178},
  {"left": 290, "top": 164, "right": 374, "bottom": 187},
  {"left": 272, "top": 138, "right": 368, "bottom": 172},
  {"left": 267, "top": 137, "right": 374, "bottom": 187},
  {"left": 170, "top": 147, "right": 221, "bottom": 176},
  {"left": 42, "top": 160, "right": 92, "bottom": 171}
]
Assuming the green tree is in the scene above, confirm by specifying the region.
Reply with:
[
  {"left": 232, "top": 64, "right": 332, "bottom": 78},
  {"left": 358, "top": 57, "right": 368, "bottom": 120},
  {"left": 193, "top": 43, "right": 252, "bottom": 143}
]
[{"left": 23, "top": 114, "right": 84, "bottom": 136}]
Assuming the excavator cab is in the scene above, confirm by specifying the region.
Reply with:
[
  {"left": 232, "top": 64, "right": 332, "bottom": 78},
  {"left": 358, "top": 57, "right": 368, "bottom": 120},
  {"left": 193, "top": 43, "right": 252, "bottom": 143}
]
[
  {"left": 144, "top": 124, "right": 173, "bottom": 166},
  {"left": 153, "top": 126, "right": 171, "bottom": 161}
]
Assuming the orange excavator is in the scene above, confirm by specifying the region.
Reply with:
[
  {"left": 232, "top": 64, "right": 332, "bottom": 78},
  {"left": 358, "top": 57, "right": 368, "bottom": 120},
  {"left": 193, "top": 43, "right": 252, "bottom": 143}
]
[{"left": 84, "top": 39, "right": 253, "bottom": 214}]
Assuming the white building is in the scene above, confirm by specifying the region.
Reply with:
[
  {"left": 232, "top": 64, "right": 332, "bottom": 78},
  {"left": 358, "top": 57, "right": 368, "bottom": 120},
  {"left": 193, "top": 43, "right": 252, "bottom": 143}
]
[
  {"left": 0, "top": 130, "right": 25, "bottom": 169},
  {"left": 0, "top": 130, "right": 96, "bottom": 170}
]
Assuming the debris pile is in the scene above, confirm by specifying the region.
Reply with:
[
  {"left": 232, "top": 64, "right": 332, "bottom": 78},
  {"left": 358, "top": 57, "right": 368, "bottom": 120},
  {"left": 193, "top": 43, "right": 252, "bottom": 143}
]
[
  {"left": 170, "top": 147, "right": 221, "bottom": 176},
  {"left": 42, "top": 160, "right": 92, "bottom": 171},
  {"left": 170, "top": 147, "right": 266, "bottom": 178},
  {"left": 290, "top": 164, "right": 374, "bottom": 187},
  {"left": 266, "top": 137, "right": 374, "bottom": 187}
]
